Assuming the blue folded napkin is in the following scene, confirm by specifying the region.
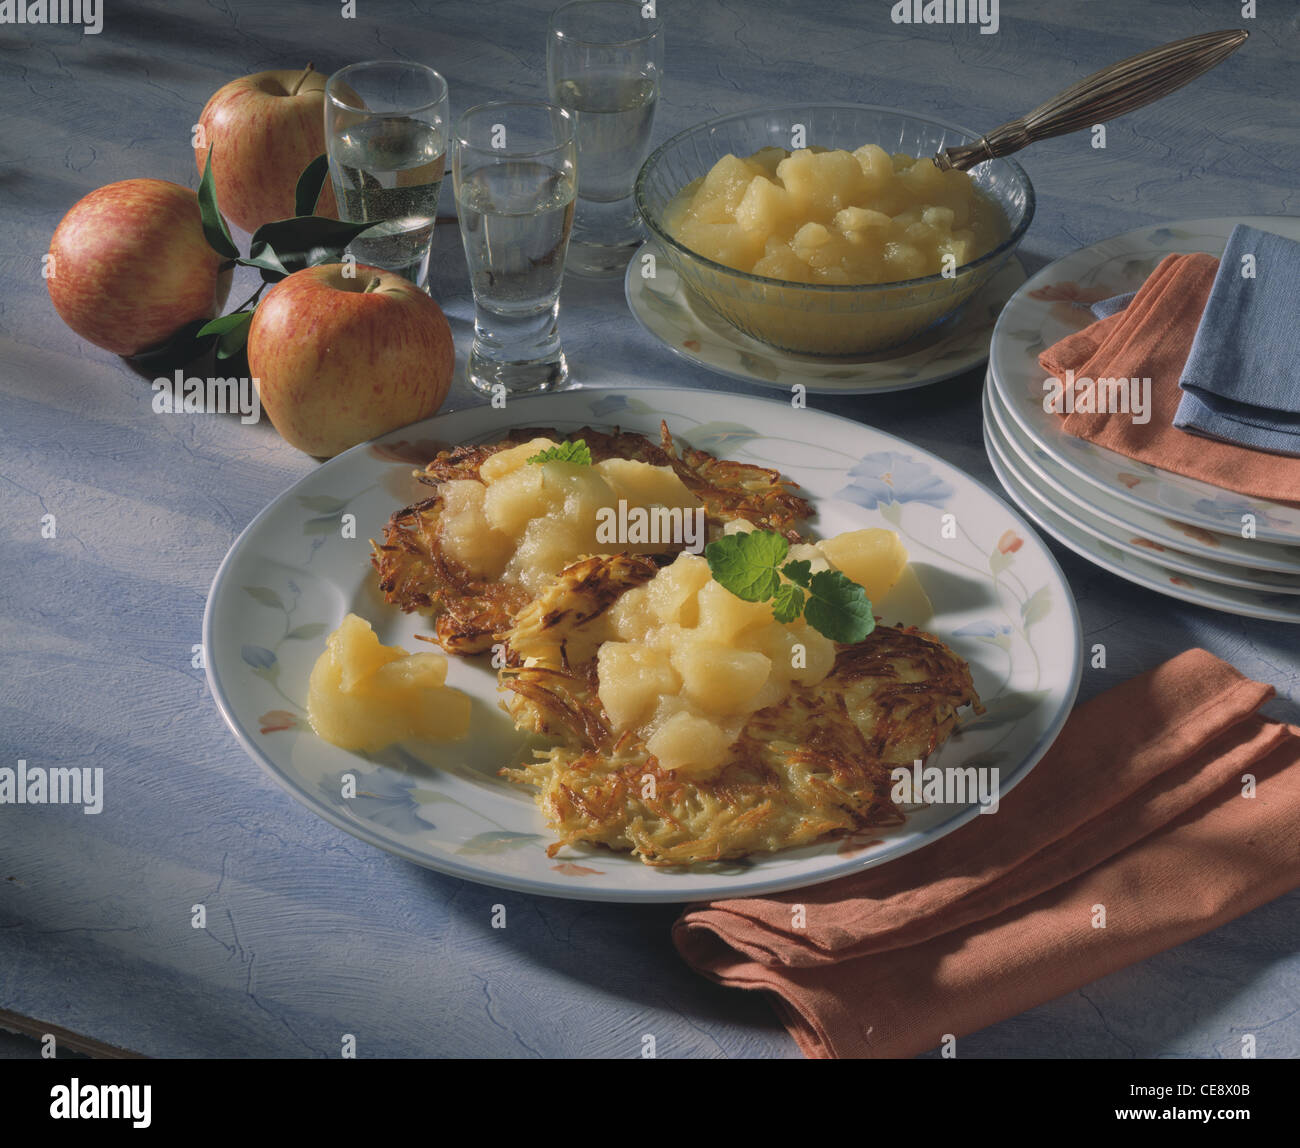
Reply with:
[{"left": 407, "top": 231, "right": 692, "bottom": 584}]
[
  {"left": 1090, "top": 291, "right": 1134, "bottom": 320},
  {"left": 1082, "top": 226, "right": 1300, "bottom": 456},
  {"left": 1172, "top": 224, "right": 1300, "bottom": 456}
]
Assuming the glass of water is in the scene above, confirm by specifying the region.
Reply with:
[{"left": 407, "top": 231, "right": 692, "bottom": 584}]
[
  {"left": 548, "top": 0, "right": 663, "bottom": 277},
  {"left": 325, "top": 61, "right": 449, "bottom": 288},
  {"left": 454, "top": 100, "right": 577, "bottom": 395}
]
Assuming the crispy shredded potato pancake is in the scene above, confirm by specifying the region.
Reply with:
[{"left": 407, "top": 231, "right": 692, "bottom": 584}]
[
  {"left": 365, "top": 423, "right": 981, "bottom": 866},
  {"left": 500, "top": 554, "right": 981, "bottom": 866},
  {"left": 370, "top": 424, "right": 811, "bottom": 654}
]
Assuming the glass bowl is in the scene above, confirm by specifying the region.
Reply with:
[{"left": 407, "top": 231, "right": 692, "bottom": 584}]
[{"left": 635, "top": 104, "right": 1034, "bottom": 356}]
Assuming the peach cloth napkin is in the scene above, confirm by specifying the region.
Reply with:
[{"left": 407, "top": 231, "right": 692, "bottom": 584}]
[
  {"left": 1037, "top": 253, "right": 1300, "bottom": 505},
  {"left": 673, "top": 650, "right": 1300, "bottom": 1058}
]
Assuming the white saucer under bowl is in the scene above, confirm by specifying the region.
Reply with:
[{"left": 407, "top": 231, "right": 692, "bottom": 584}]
[{"left": 626, "top": 240, "right": 1025, "bottom": 395}]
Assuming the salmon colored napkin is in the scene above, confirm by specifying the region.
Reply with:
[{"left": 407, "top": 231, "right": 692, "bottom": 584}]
[
  {"left": 673, "top": 650, "right": 1300, "bottom": 1058},
  {"left": 1037, "top": 253, "right": 1300, "bottom": 505}
]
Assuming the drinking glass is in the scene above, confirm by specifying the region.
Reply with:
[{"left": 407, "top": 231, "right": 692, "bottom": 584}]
[
  {"left": 547, "top": 0, "right": 663, "bottom": 277},
  {"left": 454, "top": 100, "right": 578, "bottom": 395},
  {"left": 325, "top": 61, "right": 450, "bottom": 288}
]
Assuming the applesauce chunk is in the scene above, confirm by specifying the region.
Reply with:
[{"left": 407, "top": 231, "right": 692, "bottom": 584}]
[
  {"left": 510, "top": 526, "right": 908, "bottom": 780},
  {"left": 437, "top": 437, "right": 704, "bottom": 596},
  {"left": 308, "top": 614, "right": 470, "bottom": 752}
]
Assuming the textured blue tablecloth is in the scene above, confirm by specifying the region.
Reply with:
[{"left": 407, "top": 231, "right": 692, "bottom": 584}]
[{"left": 2, "top": 0, "right": 1297, "bottom": 1059}]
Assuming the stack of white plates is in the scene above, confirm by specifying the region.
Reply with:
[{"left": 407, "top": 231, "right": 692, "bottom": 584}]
[{"left": 983, "top": 217, "right": 1300, "bottom": 622}]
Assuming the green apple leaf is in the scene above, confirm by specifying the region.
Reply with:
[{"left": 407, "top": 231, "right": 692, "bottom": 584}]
[
  {"left": 197, "top": 311, "right": 254, "bottom": 338},
  {"left": 194, "top": 310, "right": 255, "bottom": 364},
  {"left": 295, "top": 154, "right": 331, "bottom": 218},
  {"left": 216, "top": 320, "right": 252, "bottom": 362},
  {"left": 239, "top": 251, "right": 289, "bottom": 280},
  {"left": 242, "top": 216, "right": 377, "bottom": 282},
  {"left": 198, "top": 149, "right": 239, "bottom": 260},
  {"left": 124, "top": 317, "right": 216, "bottom": 372}
]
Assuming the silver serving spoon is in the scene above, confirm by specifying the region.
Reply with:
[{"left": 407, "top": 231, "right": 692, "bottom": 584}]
[{"left": 936, "top": 29, "right": 1249, "bottom": 172}]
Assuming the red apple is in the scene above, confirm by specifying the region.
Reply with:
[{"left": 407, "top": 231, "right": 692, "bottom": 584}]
[
  {"left": 195, "top": 64, "right": 339, "bottom": 234},
  {"left": 48, "top": 179, "right": 233, "bottom": 356},
  {"left": 247, "top": 264, "right": 455, "bottom": 457}
]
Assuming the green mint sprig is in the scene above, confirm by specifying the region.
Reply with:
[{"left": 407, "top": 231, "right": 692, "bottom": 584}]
[
  {"left": 527, "top": 439, "right": 592, "bottom": 466},
  {"left": 705, "top": 530, "right": 876, "bottom": 643}
]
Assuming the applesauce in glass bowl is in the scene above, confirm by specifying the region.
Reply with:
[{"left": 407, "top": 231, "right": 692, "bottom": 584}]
[{"left": 635, "top": 104, "right": 1034, "bottom": 356}]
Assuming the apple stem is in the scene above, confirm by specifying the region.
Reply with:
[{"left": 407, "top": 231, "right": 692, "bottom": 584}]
[
  {"left": 363, "top": 276, "right": 383, "bottom": 293},
  {"left": 290, "top": 63, "right": 315, "bottom": 96},
  {"left": 234, "top": 282, "right": 269, "bottom": 313}
]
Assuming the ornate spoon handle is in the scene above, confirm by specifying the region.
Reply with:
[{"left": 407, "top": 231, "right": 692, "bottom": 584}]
[{"left": 936, "top": 28, "right": 1249, "bottom": 172}]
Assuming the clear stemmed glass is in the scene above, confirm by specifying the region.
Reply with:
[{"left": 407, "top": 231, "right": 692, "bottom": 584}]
[
  {"left": 547, "top": 0, "right": 663, "bottom": 277},
  {"left": 453, "top": 100, "right": 578, "bottom": 394}
]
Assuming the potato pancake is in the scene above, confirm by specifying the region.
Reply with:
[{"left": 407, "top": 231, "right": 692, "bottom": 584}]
[
  {"left": 371, "top": 423, "right": 811, "bottom": 654},
  {"left": 500, "top": 554, "right": 981, "bottom": 866}
]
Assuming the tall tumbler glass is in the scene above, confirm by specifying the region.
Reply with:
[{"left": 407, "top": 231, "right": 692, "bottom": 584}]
[
  {"left": 454, "top": 100, "right": 577, "bottom": 394},
  {"left": 547, "top": 0, "right": 663, "bottom": 277},
  {"left": 325, "top": 61, "right": 449, "bottom": 289}
]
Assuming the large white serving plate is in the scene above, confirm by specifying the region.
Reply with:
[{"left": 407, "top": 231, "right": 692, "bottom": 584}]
[
  {"left": 987, "top": 216, "right": 1300, "bottom": 544},
  {"left": 204, "top": 387, "right": 1081, "bottom": 902},
  {"left": 985, "top": 382, "right": 1300, "bottom": 590},
  {"left": 985, "top": 387, "right": 1300, "bottom": 623}
]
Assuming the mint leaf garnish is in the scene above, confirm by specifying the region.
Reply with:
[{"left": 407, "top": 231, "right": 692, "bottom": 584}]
[
  {"left": 781, "top": 559, "right": 812, "bottom": 588},
  {"left": 705, "top": 530, "right": 788, "bottom": 602},
  {"left": 706, "top": 529, "right": 875, "bottom": 641},
  {"left": 527, "top": 439, "right": 592, "bottom": 466},
  {"left": 801, "top": 569, "right": 876, "bottom": 643},
  {"left": 771, "top": 582, "right": 805, "bottom": 624}
]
